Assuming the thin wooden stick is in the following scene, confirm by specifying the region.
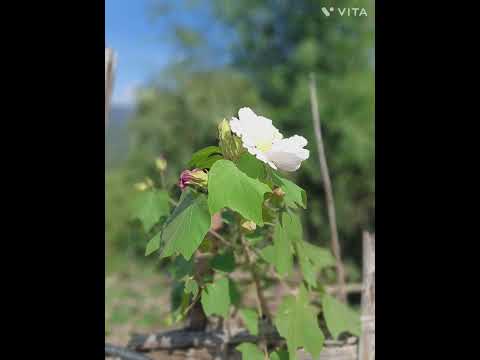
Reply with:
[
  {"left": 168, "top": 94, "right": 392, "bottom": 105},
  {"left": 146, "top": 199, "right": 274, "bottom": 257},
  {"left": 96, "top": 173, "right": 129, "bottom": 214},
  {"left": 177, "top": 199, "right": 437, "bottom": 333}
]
[
  {"left": 308, "top": 73, "right": 347, "bottom": 302},
  {"left": 105, "top": 48, "right": 116, "bottom": 127},
  {"left": 359, "top": 231, "right": 375, "bottom": 360}
]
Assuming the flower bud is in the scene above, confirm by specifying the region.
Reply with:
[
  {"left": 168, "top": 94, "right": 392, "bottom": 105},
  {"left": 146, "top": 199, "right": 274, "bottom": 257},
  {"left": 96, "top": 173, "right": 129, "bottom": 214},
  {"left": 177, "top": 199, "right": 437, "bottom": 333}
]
[
  {"left": 134, "top": 182, "right": 149, "bottom": 191},
  {"left": 134, "top": 177, "right": 154, "bottom": 191},
  {"left": 178, "top": 168, "right": 208, "bottom": 191},
  {"left": 155, "top": 156, "right": 167, "bottom": 172},
  {"left": 272, "top": 186, "right": 286, "bottom": 198},
  {"left": 218, "top": 119, "right": 245, "bottom": 161},
  {"left": 240, "top": 219, "right": 257, "bottom": 233}
]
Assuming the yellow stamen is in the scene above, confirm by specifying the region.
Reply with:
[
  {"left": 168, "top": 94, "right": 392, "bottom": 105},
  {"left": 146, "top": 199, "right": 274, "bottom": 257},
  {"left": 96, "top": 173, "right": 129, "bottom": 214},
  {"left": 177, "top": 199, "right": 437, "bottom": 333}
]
[{"left": 256, "top": 141, "right": 272, "bottom": 152}]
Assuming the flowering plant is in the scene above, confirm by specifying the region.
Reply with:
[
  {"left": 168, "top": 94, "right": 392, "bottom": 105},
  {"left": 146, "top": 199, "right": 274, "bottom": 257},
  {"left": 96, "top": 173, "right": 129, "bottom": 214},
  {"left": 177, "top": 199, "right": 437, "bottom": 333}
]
[{"left": 132, "top": 108, "right": 360, "bottom": 359}]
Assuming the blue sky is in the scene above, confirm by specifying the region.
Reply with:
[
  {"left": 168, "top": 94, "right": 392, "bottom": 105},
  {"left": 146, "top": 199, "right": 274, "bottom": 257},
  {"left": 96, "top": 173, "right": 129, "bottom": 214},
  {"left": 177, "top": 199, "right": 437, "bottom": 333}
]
[
  {"left": 106, "top": 0, "right": 172, "bottom": 106},
  {"left": 106, "top": 0, "right": 232, "bottom": 106}
]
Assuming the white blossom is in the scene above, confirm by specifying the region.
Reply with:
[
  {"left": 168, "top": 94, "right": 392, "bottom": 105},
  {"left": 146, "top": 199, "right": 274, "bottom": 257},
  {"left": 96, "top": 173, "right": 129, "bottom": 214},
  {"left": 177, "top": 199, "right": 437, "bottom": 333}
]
[{"left": 230, "top": 107, "right": 309, "bottom": 172}]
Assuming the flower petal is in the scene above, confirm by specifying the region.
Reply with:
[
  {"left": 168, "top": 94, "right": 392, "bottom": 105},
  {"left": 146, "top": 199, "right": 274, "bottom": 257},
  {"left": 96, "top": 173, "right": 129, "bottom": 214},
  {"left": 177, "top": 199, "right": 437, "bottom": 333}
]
[
  {"left": 233, "top": 107, "right": 283, "bottom": 146},
  {"left": 265, "top": 135, "right": 310, "bottom": 172}
]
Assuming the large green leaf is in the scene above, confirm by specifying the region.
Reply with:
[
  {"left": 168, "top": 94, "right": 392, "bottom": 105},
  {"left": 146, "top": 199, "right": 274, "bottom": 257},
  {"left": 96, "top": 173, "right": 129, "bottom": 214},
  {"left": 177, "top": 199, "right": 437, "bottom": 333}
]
[
  {"left": 272, "top": 173, "right": 307, "bottom": 209},
  {"left": 264, "top": 211, "right": 302, "bottom": 276},
  {"left": 160, "top": 189, "right": 211, "bottom": 260},
  {"left": 208, "top": 160, "right": 271, "bottom": 225},
  {"left": 131, "top": 190, "right": 170, "bottom": 232},
  {"left": 322, "top": 293, "right": 361, "bottom": 339},
  {"left": 236, "top": 343, "right": 264, "bottom": 360},
  {"left": 275, "top": 286, "right": 324, "bottom": 360},
  {"left": 145, "top": 232, "right": 161, "bottom": 256},
  {"left": 188, "top": 146, "right": 223, "bottom": 169},
  {"left": 201, "top": 277, "right": 231, "bottom": 318},
  {"left": 272, "top": 213, "right": 298, "bottom": 275},
  {"left": 235, "top": 152, "right": 266, "bottom": 180},
  {"left": 239, "top": 308, "right": 259, "bottom": 335}
]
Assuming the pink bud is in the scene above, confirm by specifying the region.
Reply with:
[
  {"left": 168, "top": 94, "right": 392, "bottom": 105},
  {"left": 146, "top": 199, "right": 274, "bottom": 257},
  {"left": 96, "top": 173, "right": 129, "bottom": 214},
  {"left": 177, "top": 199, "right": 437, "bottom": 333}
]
[{"left": 178, "top": 168, "right": 208, "bottom": 191}]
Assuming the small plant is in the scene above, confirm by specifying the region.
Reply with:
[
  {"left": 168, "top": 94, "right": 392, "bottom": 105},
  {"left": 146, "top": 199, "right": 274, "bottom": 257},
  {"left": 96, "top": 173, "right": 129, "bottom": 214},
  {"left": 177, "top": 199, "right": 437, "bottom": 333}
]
[{"left": 132, "top": 107, "right": 360, "bottom": 359}]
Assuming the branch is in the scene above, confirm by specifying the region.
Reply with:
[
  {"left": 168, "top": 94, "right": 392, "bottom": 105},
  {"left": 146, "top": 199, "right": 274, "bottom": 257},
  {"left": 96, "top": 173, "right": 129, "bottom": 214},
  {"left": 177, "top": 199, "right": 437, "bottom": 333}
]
[
  {"left": 127, "top": 328, "right": 282, "bottom": 352},
  {"left": 127, "top": 328, "right": 357, "bottom": 353},
  {"left": 309, "top": 73, "right": 347, "bottom": 303},
  {"left": 105, "top": 343, "right": 152, "bottom": 360}
]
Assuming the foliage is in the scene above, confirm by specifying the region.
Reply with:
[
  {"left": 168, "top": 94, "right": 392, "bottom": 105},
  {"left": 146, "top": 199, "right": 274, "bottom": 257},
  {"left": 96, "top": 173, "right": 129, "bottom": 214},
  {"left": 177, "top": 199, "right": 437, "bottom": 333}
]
[{"left": 131, "top": 115, "right": 361, "bottom": 358}]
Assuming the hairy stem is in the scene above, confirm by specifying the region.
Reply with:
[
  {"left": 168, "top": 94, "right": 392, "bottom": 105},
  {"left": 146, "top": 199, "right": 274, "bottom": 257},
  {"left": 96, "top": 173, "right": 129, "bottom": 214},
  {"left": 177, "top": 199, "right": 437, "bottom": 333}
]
[{"left": 241, "top": 235, "right": 271, "bottom": 319}]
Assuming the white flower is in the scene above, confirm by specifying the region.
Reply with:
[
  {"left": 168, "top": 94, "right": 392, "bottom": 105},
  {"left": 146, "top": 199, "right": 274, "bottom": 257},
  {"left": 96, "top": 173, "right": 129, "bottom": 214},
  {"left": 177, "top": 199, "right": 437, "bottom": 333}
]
[{"left": 230, "top": 107, "right": 310, "bottom": 172}]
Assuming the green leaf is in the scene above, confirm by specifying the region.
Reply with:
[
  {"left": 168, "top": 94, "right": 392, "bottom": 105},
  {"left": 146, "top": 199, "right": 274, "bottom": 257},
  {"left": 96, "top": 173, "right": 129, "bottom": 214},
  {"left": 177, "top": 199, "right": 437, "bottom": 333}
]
[
  {"left": 211, "top": 251, "right": 236, "bottom": 273},
  {"left": 295, "top": 242, "right": 317, "bottom": 287},
  {"left": 168, "top": 256, "right": 194, "bottom": 280},
  {"left": 322, "top": 293, "right": 361, "bottom": 339},
  {"left": 236, "top": 343, "right": 264, "bottom": 360},
  {"left": 239, "top": 308, "right": 258, "bottom": 335},
  {"left": 160, "top": 189, "right": 211, "bottom": 260},
  {"left": 259, "top": 245, "right": 275, "bottom": 264},
  {"left": 208, "top": 160, "right": 271, "bottom": 225},
  {"left": 275, "top": 286, "right": 324, "bottom": 360},
  {"left": 201, "top": 277, "right": 231, "bottom": 318},
  {"left": 235, "top": 152, "right": 266, "bottom": 180},
  {"left": 131, "top": 190, "right": 170, "bottom": 232},
  {"left": 271, "top": 226, "right": 293, "bottom": 276},
  {"left": 295, "top": 241, "right": 335, "bottom": 287},
  {"left": 245, "top": 233, "right": 264, "bottom": 246},
  {"left": 229, "top": 278, "right": 242, "bottom": 306},
  {"left": 188, "top": 146, "right": 223, "bottom": 169},
  {"left": 279, "top": 211, "right": 304, "bottom": 242},
  {"left": 172, "top": 290, "right": 190, "bottom": 323},
  {"left": 272, "top": 173, "right": 307, "bottom": 209},
  {"left": 301, "top": 242, "right": 336, "bottom": 269},
  {"left": 267, "top": 211, "right": 302, "bottom": 276},
  {"left": 270, "top": 350, "right": 290, "bottom": 360},
  {"left": 145, "top": 232, "right": 161, "bottom": 256}
]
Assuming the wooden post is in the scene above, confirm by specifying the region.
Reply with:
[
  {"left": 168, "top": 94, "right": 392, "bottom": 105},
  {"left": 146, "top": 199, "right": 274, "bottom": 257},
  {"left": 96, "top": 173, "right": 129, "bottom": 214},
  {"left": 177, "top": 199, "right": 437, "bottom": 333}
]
[
  {"left": 105, "top": 48, "right": 116, "bottom": 126},
  {"left": 359, "top": 231, "right": 375, "bottom": 360}
]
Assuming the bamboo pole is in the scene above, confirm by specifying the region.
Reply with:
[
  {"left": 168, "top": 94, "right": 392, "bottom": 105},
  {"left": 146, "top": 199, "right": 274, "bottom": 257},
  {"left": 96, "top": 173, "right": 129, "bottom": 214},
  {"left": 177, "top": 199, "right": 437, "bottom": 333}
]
[
  {"left": 105, "top": 48, "right": 116, "bottom": 127},
  {"left": 308, "top": 73, "right": 347, "bottom": 302}
]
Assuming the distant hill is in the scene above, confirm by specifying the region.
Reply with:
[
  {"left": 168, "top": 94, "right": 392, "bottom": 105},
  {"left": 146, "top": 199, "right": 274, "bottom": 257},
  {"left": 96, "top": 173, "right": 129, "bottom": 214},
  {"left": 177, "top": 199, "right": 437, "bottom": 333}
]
[{"left": 106, "top": 105, "right": 134, "bottom": 169}]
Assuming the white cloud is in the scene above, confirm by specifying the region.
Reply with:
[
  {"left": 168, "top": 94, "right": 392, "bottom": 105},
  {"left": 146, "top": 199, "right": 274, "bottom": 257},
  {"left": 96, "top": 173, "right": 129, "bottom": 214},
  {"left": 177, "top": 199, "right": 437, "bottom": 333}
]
[{"left": 112, "top": 82, "right": 140, "bottom": 107}]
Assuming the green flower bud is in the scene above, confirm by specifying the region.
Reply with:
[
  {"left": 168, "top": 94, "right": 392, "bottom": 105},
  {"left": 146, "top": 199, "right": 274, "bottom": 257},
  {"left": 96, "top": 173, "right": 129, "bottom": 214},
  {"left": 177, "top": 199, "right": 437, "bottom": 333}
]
[
  {"left": 240, "top": 219, "right": 257, "bottom": 233},
  {"left": 155, "top": 156, "right": 167, "bottom": 172},
  {"left": 134, "top": 177, "right": 154, "bottom": 191},
  {"left": 218, "top": 119, "right": 245, "bottom": 161}
]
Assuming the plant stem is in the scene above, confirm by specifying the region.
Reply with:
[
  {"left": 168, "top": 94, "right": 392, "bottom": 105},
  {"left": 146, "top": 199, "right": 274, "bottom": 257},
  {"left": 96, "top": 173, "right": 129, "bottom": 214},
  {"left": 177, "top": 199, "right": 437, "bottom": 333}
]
[{"left": 241, "top": 235, "right": 271, "bottom": 319}]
